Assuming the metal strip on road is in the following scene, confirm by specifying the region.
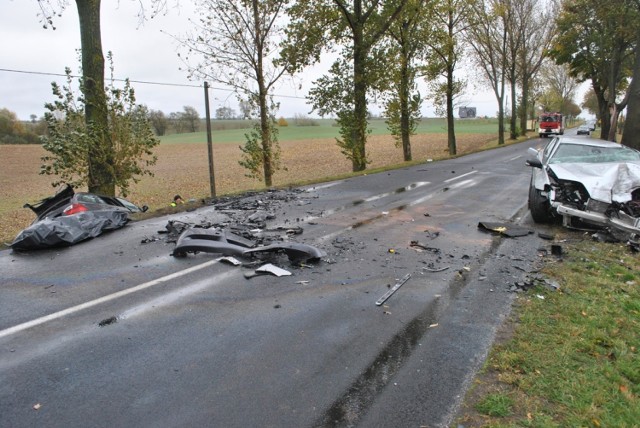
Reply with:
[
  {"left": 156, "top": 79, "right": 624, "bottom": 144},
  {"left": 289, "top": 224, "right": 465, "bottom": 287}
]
[{"left": 0, "top": 259, "right": 220, "bottom": 339}]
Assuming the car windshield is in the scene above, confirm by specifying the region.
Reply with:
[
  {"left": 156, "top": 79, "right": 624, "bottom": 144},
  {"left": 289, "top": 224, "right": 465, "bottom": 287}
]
[{"left": 549, "top": 144, "right": 640, "bottom": 164}]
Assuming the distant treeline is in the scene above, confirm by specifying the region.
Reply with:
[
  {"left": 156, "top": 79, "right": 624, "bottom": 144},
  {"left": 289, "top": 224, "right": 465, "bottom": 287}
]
[
  {"left": 0, "top": 108, "right": 45, "bottom": 144},
  {"left": 0, "top": 105, "right": 324, "bottom": 144}
]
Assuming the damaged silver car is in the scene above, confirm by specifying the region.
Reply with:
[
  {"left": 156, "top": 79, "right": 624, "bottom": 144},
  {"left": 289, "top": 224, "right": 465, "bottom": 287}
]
[{"left": 526, "top": 137, "right": 640, "bottom": 241}]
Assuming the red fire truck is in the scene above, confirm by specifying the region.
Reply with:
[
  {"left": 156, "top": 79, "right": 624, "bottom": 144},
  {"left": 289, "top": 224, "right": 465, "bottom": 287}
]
[{"left": 537, "top": 112, "right": 565, "bottom": 138}]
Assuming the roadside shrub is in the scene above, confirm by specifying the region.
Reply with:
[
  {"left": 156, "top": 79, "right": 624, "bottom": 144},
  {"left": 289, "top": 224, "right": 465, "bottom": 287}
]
[
  {"left": 277, "top": 117, "right": 289, "bottom": 127},
  {"left": 1, "top": 133, "right": 40, "bottom": 144}
]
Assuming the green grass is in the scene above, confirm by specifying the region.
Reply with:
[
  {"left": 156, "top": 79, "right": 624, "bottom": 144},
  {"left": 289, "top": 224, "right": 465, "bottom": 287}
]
[
  {"left": 458, "top": 237, "right": 640, "bottom": 427},
  {"left": 475, "top": 393, "right": 515, "bottom": 417},
  {"left": 159, "top": 117, "right": 500, "bottom": 145}
]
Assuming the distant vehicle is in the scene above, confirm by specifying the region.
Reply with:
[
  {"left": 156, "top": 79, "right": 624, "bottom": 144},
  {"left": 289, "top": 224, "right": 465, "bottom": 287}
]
[
  {"left": 576, "top": 125, "right": 590, "bottom": 135},
  {"left": 526, "top": 136, "right": 640, "bottom": 242},
  {"left": 538, "top": 112, "right": 565, "bottom": 138},
  {"left": 587, "top": 121, "right": 597, "bottom": 131}
]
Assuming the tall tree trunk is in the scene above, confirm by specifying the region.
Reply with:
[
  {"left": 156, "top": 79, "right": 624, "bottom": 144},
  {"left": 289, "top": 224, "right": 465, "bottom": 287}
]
[
  {"left": 253, "top": 0, "right": 273, "bottom": 187},
  {"left": 520, "top": 76, "right": 529, "bottom": 136},
  {"left": 594, "top": 86, "right": 611, "bottom": 139},
  {"left": 621, "top": 28, "right": 640, "bottom": 150},
  {"left": 76, "top": 0, "right": 113, "bottom": 195},
  {"left": 497, "top": 103, "right": 505, "bottom": 145},
  {"left": 608, "top": 104, "right": 620, "bottom": 142},
  {"left": 400, "top": 44, "right": 412, "bottom": 161},
  {"left": 510, "top": 77, "right": 517, "bottom": 139},
  {"left": 352, "top": 29, "right": 368, "bottom": 172},
  {"left": 446, "top": 64, "right": 456, "bottom": 155}
]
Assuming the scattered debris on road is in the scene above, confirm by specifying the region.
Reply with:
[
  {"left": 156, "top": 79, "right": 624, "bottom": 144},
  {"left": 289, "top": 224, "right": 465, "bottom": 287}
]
[
  {"left": 478, "top": 221, "right": 533, "bottom": 237},
  {"left": 255, "top": 264, "right": 292, "bottom": 277},
  {"left": 375, "top": 273, "right": 411, "bottom": 306}
]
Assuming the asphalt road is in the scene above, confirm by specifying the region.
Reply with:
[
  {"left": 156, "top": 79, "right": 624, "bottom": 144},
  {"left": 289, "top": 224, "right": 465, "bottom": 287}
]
[{"left": 1, "top": 138, "right": 554, "bottom": 427}]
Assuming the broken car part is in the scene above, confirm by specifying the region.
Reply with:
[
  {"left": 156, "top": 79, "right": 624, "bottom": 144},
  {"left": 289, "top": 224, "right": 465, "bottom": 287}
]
[
  {"left": 255, "top": 264, "right": 292, "bottom": 277},
  {"left": 477, "top": 222, "right": 532, "bottom": 238},
  {"left": 375, "top": 273, "right": 412, "bottom": 306},
  {"left": 11, "top": 184, "right": 147, "bottom": 250},
  {"left": 173, "top": 227, "right": 326, "bottom": 263}
]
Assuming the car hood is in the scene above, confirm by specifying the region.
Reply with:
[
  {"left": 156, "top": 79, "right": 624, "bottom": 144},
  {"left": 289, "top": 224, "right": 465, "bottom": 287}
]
[{"left": 549, "top": 161, "right": 640, "bottom": 203}]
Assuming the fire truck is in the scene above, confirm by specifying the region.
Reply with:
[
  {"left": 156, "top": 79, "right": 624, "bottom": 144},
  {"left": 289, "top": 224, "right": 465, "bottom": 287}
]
[{"left": 537, "top": 112, "right": 565, "bottom": 137}]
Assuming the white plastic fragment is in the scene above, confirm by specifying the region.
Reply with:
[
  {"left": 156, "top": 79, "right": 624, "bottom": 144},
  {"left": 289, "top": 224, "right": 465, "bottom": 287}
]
[
  {"left": 256, "top": 263, "right": 292, "bottom": 277},
  {"left": 219, "top": 256, "right": 242, "bottom": 266}
]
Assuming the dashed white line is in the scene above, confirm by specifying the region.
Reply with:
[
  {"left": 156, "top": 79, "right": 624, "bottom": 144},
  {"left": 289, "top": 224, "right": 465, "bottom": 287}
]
[{"left": 444, "top": 170, "right": 478, "bottom": 183}]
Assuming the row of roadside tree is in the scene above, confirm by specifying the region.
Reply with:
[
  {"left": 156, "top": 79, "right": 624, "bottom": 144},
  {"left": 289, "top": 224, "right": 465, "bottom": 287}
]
[{"left": 28, "top": 0, "right": 640, "bottom": 196}]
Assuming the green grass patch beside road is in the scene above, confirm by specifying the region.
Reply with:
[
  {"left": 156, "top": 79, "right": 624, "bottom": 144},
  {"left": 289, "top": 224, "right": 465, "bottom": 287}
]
[{"left": 457, "top": 236, "right": 640, "bottom": 427}]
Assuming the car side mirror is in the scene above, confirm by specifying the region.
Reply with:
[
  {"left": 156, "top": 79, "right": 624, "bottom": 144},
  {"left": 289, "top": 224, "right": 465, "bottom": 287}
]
[
  {"left": 527, "top": 147, "right": 540, "bottom": 158},
  {"left": 141, "top": 205, "right": 149, "bottom": 213},
  {"left": 526, "top": 158, "right": 543, "bottom": 168}
]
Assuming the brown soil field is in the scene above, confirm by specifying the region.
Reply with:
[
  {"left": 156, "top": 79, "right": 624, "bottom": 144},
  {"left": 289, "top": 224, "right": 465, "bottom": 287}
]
[{"left": 0, "top": 133, "right": 499, "bottom": 245}]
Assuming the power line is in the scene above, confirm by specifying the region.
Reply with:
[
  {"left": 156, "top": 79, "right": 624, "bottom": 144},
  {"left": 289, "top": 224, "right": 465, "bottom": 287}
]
[{"left": 0, "top": 67, "right": 308, "bottom": 100}]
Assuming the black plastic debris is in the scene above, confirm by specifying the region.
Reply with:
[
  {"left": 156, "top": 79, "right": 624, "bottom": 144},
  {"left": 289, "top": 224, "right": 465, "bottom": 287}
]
[
  {"left": 11, "top": 210, "right": 128, "bottom": 250},
  {"left": 11, "top": 184, "right": 145, "bottom": 250},
  {"left": 173, "top": 228, "right": 326, "bottom": 264},
  {"left": 538, "top": 232, "right": 555, "bottom": 240},
  {"left": 98, "top": 316, "right": 118, "bottom": 327},
  {"left": 478, "top": 221, "right": 533, "bottom": 238},
  {"left": 409, "top": 240, "right": 440, "bottom": 253}
]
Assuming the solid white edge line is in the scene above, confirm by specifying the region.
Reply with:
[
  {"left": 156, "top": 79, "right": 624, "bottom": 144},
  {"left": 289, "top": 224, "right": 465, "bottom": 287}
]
[{"left": 0, "top": 259, "right": 220, "bottom": 339}]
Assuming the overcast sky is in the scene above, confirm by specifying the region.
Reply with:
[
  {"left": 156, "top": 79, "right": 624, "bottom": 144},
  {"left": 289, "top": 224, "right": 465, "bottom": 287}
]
[{"left": 0, "top": 1, "right": 507, "bottom": 121}]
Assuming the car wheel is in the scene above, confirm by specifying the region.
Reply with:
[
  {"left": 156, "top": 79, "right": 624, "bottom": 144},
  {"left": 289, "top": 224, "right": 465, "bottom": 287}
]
[{"left": 529, "top": 181, "right": 553, "bottom": 223}]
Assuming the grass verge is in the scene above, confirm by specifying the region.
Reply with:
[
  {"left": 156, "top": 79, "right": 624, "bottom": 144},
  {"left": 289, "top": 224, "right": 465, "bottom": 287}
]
[{"left": 455, "top": 232, "right": 640, "bottom": 427}]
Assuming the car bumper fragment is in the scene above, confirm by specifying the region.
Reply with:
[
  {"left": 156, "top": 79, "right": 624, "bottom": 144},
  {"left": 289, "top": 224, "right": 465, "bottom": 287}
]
[
  {"left": 555, "top": 204, "right": 640, "bottom": 235},
  {"left": 173, "top": 228, "right": 326, "bottom": 263}
]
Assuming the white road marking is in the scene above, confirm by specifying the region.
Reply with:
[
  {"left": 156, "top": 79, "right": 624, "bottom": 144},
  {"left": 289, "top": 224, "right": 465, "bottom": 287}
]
[
  {"left": 508, "top": 155, "right": 522, "bottom": 162},
  {"left": 444, "top": 170, "right": 478, "bottom": 183},
  {"left": 0, "top": 259, "right": 220, "bottom": 339},
  {"left": 448, "top": 179, "right": 477, "bottom": 189}
]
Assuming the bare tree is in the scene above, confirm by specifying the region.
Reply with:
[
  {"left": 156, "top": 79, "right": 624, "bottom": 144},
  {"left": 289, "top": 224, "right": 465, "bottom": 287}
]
[
  {"left": 148, "top": 109, "right": 169, "bottom": 136},
  {"left": 515, "top": 0, "right": 556, "bottom": 136},
  {"left": 181, "top": 106, "right": 200, "bottom": 133},
  {"left": 424, "top": 0, "right": 473, "bottom": 154},
  {"left": 539, "top": 62, "right": 579, "bottom": 114},
  {"left": 176, "top": 0, "right": 289, "bottom": 186},
  {"left": 467, "top": 0, "right": 509, "bottom": 145}
]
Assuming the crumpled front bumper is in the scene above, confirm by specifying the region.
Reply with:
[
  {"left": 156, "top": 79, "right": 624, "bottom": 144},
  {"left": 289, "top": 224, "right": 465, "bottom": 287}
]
[{"left": 554, "top": 203, "right": 640, "bottom": 236}]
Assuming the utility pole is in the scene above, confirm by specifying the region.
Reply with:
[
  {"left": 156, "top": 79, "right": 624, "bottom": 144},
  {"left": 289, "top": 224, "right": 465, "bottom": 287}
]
[{"left": 204, "top": 82, "right": 216, "bottom": 197}]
